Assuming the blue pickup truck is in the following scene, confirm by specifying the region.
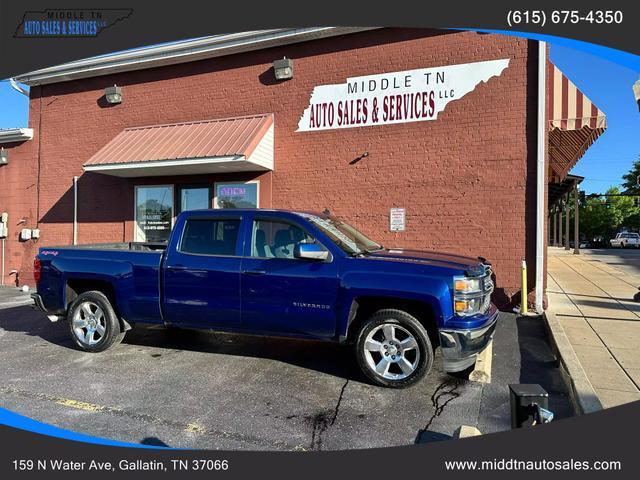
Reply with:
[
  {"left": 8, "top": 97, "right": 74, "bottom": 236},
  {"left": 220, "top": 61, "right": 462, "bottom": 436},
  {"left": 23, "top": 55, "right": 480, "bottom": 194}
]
[{"left": 32, "top": 209, "right": 497, "bottom": 388}]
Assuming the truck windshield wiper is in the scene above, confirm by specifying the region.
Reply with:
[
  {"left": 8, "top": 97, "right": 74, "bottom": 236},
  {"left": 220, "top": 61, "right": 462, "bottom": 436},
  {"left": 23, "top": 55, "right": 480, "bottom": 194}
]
[{"left": 357, "top": 246, "right": 385, "bottom": 256}]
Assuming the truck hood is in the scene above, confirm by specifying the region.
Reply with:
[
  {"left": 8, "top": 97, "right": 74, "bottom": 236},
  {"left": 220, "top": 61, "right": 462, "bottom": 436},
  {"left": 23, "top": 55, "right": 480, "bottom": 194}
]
[{"left": 365, "top": 248, "right": 485, "bottom": 273}]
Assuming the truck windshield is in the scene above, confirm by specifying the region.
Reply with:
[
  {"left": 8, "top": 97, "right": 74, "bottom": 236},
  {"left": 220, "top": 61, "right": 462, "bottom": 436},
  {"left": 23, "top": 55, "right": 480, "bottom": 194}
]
[{"left": 298, "top": 213, "right": 383, "bottom": 256}]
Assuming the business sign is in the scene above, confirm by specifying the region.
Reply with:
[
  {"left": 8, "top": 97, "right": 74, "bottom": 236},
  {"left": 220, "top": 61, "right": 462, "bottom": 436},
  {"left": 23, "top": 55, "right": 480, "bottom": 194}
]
[
  {"left": 297, "top": 59, "right": 509, "bottom": 132},
  {"left": 390, "top": 208, "right": 406, "bottom": 232}
]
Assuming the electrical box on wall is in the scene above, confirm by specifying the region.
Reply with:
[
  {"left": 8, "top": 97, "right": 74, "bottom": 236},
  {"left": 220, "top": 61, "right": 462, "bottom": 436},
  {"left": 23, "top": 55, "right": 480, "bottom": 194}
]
[
  {"left": 31, "top": 229, "right": 40, "bottom": 239},
  {"left": 1, "top": 212, "right": 7, "bottom": 223},
  {"left": 20, "top": 229, "right": 32, "bottom": 241}
]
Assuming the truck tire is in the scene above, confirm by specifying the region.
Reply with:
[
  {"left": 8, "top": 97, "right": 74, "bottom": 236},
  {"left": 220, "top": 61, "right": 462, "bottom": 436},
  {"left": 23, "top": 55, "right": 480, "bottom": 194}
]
[
  {"left": 355, "top": 309, "right": 433, "bottom": 388},
  {"left": 67, "top": 291, "right": 125, "bottom": 352}
]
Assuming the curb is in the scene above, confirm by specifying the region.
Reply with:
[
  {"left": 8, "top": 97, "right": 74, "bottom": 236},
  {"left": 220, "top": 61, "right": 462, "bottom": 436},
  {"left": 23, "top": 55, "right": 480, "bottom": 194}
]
[
  {"left": 543, "top": 309, "right": 603, "bottom": 415},
  {"left": 469, "top": 340, "right": 492, "bottom": 384}
]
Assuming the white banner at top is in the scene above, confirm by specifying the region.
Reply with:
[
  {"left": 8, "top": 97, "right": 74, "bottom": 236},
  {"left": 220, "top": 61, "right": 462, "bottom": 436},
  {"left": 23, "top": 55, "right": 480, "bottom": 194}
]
[{"left": 296, "top": 58, "right": 510, "bottom": 132}]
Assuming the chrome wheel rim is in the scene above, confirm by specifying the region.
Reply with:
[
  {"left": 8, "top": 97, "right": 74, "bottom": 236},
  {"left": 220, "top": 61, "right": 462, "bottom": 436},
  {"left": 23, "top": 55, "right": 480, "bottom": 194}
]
[
  {"left": 72, "top": 301, "right": 106, "bottom": 346},
  {"left": 363, "top": 323, "right": 420, "bottom": 380}
]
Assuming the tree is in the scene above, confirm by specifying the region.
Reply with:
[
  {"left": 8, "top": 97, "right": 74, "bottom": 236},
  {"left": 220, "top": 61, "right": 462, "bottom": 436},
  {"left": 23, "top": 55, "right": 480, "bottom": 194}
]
[
  {"left": 621, "top": 156, "right": 640, "bottom": 194},
  {"left": 579, "top": 186, "right": 639, "bottom": 241}
]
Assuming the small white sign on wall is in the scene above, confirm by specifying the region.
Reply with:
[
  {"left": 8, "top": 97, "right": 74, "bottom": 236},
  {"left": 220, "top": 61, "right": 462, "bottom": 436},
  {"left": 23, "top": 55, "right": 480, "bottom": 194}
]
[{"left": 390, "top": 208, "right": 406, "bottom": 232}]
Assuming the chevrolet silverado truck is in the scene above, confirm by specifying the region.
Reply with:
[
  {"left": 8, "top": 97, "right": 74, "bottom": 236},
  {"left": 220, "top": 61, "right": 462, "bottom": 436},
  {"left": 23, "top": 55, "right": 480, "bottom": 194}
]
[{"left": 32, "top": 209, "right": 497, "bottom": 388}]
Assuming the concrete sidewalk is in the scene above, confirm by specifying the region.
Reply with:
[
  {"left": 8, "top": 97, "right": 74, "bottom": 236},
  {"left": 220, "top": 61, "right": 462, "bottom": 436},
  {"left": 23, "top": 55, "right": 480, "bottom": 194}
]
[
  {"left": 547, "top": 248, "right": 640, "bottom": 409},
  {"left": 0, "top": 286, "right": 34, "bottom": 310}
]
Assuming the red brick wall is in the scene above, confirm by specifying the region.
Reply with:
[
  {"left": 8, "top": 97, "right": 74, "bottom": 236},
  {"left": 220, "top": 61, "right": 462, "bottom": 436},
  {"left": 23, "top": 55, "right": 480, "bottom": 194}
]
[{"left": 0, "top": 29, "right": 538, "bottom": 304}]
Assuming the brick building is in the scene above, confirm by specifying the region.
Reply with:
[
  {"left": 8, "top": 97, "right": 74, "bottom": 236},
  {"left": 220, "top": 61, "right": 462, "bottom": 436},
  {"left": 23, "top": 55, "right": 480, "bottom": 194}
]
[{"left": 0, "top": 28, "right": 605, "bottom": 307}]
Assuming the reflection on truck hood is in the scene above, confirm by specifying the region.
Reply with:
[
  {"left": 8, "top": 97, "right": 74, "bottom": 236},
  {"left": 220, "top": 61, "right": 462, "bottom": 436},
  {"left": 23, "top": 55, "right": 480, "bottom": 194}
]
[{"left": 365, "top": 248, "right": 483, "bottom": 273}]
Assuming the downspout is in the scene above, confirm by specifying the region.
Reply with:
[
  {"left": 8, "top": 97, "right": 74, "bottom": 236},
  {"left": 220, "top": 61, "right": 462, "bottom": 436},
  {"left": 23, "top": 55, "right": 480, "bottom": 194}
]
[
  {"left": 8, "top": 78, "right": 29, "bottom": 97},
  {"left": 535, "top": 41, "right": 547, "bottom": 313},
  {"left": 73, "top": 176, "right": 78, "bottom": 245},
  {"left": 1, "top": 238, "right": 4, "bottom": 286}
]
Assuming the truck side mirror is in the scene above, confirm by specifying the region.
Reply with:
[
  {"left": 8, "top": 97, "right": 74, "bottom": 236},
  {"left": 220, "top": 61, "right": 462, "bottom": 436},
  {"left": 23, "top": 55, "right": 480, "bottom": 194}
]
[{"left": 294, "top": 243, "right": 329, "bottom": 261}]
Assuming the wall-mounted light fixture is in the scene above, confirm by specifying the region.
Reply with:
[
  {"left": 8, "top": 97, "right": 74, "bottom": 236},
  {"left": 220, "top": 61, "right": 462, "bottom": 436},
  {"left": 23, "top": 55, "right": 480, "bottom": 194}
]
[
  {"left": 105, "top": 84, "right": 123, "bottom": 104},
  {"left": 0, "top": 148, "right": 8, "bottom": 165},
  {"left": 633, "top": 79, "right": 640, "bottom": 112},
  {"left": 273, "top": 57, "right": 294, "bottom": 81}
]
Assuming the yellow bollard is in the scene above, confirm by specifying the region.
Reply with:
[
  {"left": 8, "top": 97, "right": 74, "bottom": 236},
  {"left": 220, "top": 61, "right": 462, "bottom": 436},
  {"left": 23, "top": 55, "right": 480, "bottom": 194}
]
[{"left": 521, "top": 260, "right": 528, "bottom": 315}]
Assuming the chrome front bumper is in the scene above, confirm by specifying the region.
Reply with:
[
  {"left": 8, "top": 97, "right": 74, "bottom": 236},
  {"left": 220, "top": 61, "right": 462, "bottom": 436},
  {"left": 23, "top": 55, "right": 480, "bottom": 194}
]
[{"left": 438, "top": 307, "right": 499, "bottom": 372}]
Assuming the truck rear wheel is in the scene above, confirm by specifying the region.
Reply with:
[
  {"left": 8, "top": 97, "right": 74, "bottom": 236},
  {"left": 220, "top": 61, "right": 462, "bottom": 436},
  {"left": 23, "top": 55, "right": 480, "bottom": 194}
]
[
  {"left": 67, "top": 291, "right": 124, "bottom": 352},
  {"left": 355, "top": 309, "right": 433, "bottom": 388}
]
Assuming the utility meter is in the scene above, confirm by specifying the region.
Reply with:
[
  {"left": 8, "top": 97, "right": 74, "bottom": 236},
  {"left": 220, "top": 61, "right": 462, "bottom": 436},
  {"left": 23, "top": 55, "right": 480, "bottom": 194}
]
[
  {"left": 1, "top": 212, "right": 7, "bottom": 223},
  {"left": 31, "top": 228, "right": 40, "bottom": 239},
  {"left": 20, "top": 229, "right": 32, "bottom": 241},
  {"left": 0, "top": 225, "right": 7, "bottom": 238}
]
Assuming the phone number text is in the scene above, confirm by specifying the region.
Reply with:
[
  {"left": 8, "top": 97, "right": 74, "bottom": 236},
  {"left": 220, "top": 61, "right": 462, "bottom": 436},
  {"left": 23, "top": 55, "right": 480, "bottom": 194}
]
[{"left": 507, "top": 10, "right": 623, "bottom": 27}]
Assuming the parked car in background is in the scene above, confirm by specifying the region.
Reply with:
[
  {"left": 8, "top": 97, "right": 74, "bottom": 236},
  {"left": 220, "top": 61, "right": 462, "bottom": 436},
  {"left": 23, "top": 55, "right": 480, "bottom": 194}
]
[
  {"left": 31, "top": 209, "right": 497, "bottom": 388},
  {"left": 610, "top": 233, "right": 640, "bottom": 248}
]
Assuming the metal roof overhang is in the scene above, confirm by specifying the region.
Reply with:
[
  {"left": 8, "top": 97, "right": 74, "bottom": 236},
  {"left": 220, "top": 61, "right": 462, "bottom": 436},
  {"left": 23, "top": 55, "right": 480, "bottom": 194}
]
[
  {"left": 83, "top": 155, "right": 270, "bottom": 177},
  {"left": 83, "top": 114, "right": 274, "bottom": 178},
  {"left": 12, "top": 28, "right": 376, "bottom": 86},
  {"left": 548, "top": 174, "right": 584, "bottom": 206},
  {"left": 0, "top": 128, "right": 34, "bottom": 144}
]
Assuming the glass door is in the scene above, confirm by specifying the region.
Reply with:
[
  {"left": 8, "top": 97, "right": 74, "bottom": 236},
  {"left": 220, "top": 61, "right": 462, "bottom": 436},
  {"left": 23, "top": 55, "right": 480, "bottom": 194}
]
[{"left": 135, "top": 185, "right": 174, "bottom": 243}]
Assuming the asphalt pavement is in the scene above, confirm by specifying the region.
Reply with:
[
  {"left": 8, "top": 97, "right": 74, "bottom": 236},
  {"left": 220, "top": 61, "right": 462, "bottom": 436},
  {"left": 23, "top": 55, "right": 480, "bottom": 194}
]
[{"left": 0, "top": 287, "right": 571, "bottom": 450}]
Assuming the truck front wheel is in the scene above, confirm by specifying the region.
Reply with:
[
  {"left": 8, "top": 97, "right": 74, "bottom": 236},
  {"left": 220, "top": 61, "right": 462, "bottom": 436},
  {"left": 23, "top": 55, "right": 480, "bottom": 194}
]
[
  {"left": 355, "top": 309, "right": 433, "bottom": 388},
  {"left": 67, "top": 291, "right": 124, "bottom": 352}
]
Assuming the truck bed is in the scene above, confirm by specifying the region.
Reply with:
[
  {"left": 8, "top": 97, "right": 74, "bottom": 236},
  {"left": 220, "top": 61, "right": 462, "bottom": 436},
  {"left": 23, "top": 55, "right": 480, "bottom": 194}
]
[{"left": 36, "top": 243, "right": 165, "bottom": 324}]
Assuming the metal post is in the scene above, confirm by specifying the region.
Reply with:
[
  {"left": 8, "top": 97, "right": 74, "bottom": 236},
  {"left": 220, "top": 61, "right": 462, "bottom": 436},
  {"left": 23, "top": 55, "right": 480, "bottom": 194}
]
[
  {"left": 521, "top": 260, "right": 528, "bottom": 315},
  {"left": 574, "top": 181, "right": 580, "bottom": 254},
  {"left": 553, "top": 206, "right": 559, "bottom": 247},
  {"left": 1, "top": 238, "right": 4, "bottom": 286},
  {"left": 564, "top": 193, "right": 570, "bottom": 250},
  {"left": 558, "top": 203, "right": 563, "bottom": 249}
]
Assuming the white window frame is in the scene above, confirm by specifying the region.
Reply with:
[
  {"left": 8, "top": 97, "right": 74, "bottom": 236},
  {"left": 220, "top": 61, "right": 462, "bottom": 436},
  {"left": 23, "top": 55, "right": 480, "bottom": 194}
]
[
  {"left": 213, "top": 180, "right": 260, "bottom": 209},
  {"left": 134, "top": 184, "right": 175, "bottom": 242}
]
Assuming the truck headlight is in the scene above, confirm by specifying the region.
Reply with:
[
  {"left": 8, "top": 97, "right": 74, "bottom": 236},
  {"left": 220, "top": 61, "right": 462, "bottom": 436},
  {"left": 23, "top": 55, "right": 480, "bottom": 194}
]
[
  {"left": 454, "top": 298, "right": 483, "bottom": 315},
  {"left": 453, "top": 274, "right": 491, "bottom": 317},
  {"left": 454, "top": 277, "right": 482, "bottom": 294}
]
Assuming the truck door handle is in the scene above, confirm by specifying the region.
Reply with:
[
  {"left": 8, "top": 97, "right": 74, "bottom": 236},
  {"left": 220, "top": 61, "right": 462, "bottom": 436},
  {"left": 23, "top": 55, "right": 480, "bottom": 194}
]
[
  {"left": 167, "top": 265, "right": 188, "bottom": 271},
  {"left": 242, "top": 269, "right": 267, "bottom": 276}
]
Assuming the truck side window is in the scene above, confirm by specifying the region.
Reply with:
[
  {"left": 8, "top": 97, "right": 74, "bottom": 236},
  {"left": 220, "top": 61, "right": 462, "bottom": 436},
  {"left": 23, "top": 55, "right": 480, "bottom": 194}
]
[
  {"left": 251, "top": 220, "right": 314, "bottom": 259},
  {"left": 180, "top": 218, "right": 241, "bottom": 256}
]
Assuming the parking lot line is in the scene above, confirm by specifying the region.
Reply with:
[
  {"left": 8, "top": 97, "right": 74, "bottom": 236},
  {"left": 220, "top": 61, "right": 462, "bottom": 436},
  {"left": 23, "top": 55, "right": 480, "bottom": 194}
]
[
  {"left": 185, "top": 423, "right": 206, "bottom": 434},
  {"left": 0, "top": 385, "right": 296, "bottom": 449},
  {"left": 56, "top": 398, "right": 109, "bottom": 413}
]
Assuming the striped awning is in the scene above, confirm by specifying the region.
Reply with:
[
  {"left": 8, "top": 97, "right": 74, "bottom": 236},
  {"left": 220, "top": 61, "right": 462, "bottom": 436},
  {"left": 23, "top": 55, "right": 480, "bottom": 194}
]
[{"left": 548, "top": 61, "right": 606, "bottom": 181}]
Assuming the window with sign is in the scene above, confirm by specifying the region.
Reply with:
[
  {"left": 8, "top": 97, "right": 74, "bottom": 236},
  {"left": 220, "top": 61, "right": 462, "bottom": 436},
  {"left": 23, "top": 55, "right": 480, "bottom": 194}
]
[
  {"left": 135, "top": 185, "right": 174, "bottom": 243},
  {"left": 215, "top": 182, "right": 259, "bottom": 209}
]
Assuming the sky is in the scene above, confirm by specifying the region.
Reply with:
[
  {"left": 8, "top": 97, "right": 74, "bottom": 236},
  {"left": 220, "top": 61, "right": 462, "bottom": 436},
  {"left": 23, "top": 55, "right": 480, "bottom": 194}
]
[
  {"left": 1, "top": 40, "right": 639, "bottom": 194},
  {"left": 550, "top": 44, "right": 640, "bottom": 194}
]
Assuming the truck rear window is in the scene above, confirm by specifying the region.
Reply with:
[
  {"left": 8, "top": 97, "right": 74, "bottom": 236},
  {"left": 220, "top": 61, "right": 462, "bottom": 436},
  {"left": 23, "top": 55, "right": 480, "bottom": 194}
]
[{"left": 180, "top": 219, "right": 241, "bottom": 256}]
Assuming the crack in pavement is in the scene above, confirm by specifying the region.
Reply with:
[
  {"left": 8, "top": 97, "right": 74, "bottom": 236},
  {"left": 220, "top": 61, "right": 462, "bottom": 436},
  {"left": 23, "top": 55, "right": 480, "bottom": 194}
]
[
  {"left": 416, "top": 380, "right": 462, "bottom": 441},
  {"left": 308, "top": 379, "right": 349, "bottom": 451}
]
